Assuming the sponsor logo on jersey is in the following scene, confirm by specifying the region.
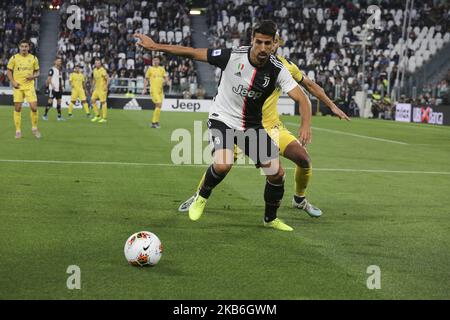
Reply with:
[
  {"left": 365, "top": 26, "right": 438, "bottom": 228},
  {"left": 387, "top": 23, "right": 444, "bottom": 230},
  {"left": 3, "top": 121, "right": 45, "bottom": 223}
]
[{"left": 232, "top": 84, "right": 262, "bottom": 99}]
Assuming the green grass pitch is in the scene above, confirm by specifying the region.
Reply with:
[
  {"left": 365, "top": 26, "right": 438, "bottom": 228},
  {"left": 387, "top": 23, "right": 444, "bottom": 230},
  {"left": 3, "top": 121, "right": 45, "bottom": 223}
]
[{"left": 0, "top": 106, "right": 449, "bottom": 299}]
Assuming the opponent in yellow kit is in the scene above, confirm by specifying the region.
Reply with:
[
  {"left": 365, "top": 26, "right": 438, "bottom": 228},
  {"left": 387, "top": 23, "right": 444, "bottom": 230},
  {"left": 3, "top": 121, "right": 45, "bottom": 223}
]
[
  {"left": 6, "top": 39, "right": 41, "bottom": 139},
  {"left": 143, "top": 56, "right": 168, "bottom": 128},
  {"left": 90, "top": 58, "right": 109, "bottom": 123},
  {"left": 178, "top": 37, "right": 350, "bottom": 222},
  {"left": 68, "top": 64, "right": 91, "bottom": 118}
]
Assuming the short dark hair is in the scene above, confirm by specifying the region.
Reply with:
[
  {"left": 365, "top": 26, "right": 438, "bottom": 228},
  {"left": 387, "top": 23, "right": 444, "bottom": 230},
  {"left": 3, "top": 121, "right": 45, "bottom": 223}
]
[
  {"left": 19, "top": 39, "right": 30, "bottom": 46},
  {"left": 94, "top": 57, "right": 101, "bottom": 62},
  {"left": 252, "top": 20, "right": 277, "bottom": 39}
]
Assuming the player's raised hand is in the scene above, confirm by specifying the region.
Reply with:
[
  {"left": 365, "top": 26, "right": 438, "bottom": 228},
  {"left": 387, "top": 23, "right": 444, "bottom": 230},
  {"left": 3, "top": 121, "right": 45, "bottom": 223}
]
[
  {"left": 134, "top": 33, "right": 158, "bottom": 51},
  {"left": 330, "top": 104, "right": 351, "bottom": 121},
  {"left": 298, "top": 125, "right": 312, "bottom": 146}
]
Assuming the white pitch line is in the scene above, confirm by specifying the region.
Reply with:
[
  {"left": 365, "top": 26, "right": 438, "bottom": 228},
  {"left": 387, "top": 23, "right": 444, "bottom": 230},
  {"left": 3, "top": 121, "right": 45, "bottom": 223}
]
[
  {"left": 1, "top": 159, "right": 449, "bottom": 175},
  {"left": 284, "top": 122, "right": 409, "bottom": 145}
]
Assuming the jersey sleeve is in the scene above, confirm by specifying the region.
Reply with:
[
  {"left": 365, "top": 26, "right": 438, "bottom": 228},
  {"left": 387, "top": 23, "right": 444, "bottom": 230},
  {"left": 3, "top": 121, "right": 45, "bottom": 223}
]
[
  {"left": 276, "top": 66, "right": 298, "bottom": 94},
  {"left": 145, "top": 68, "right": 151, "bottom": 78},
  {"left": 7, "top": 56, "right": 15, "bottom": 70},
  {"left": 48, "top": 69, "right": 54, "bottom": 76},
  {"left": 291, "top": 63, "right": 304, "bottom": 83},
  {"left": 33, "top": 57, "right": 39, "bottom": 71},
  {"left": 207, "top": 48, "right": 232, "bottom": 70}
]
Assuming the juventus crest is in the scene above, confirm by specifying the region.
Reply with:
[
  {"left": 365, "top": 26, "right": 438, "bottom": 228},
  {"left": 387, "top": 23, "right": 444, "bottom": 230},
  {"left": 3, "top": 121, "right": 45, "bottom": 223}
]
[{"left": 262, "top": 75, "right": 270, "bottom": 88}]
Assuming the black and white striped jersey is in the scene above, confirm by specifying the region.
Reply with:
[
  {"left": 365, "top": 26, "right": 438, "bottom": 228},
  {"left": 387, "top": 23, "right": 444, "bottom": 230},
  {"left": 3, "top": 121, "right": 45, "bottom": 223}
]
[
  {"left": 48, "top": 66, "right": 63, "bottom": 92},
  {"left": 207, "top": 46, "right": 298, "bottom": 130}
]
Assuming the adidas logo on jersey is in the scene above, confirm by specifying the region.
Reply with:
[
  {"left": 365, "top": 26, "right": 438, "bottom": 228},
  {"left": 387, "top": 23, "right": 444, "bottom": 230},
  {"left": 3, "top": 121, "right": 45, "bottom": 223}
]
[{"left": 232, "top": 84, "right": 262, "bottom": 99}]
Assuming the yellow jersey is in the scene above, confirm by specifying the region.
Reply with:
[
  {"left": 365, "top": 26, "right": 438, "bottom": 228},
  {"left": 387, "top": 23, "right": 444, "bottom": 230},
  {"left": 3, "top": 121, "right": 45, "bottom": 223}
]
[
  {"left": 93, "top": 67, "right": 108, "bottom": 92},
  {"left": 262, "top": 55, "right": 303, "bottom": 128},
  {"left": 70, "top": 72, "right": 85, "bottom": 90},
  {"left": 7, "top": 53, "right": 40, "bottom": 89},
  {"left": 146, "top": 66, "right": 167, "bottom": 92}
]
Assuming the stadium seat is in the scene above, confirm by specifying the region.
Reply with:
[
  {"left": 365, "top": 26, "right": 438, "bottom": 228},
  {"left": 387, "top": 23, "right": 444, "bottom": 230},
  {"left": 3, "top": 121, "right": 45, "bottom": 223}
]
[
  {"left": 282, "top": 47, "right": 290, "bottom": 59},
  {"left": 175, "top": 31, "right": 183, "bottom": 44},
  {"left": 230, "top": 16, "right": 237, "bottom": 28},
  {"left": 223, "top": 16, "right": 229, "bottom": 27},
  {"left": 303, "top": 7, "right": 310, "bottom": 19},
  {"left": 159, "top": 30, "right": 166, "bottom": 42},
  {"left": 167, "top": 31, "right": 175, "bottom": 43},
  {"left": 182, "top": 25, "right": 190, "bottom": 35},
  {"left": 444, "top": 33, "right": 450, "bottom": 42},
  {"left": 126, "top": 59, "right": 135, "bottom": 70},
  {"left": 237, "top": 22, "right": 245, "bottom": 33},
  {"left": 317, "top": 8, "right": 324, "bottom": 24}
]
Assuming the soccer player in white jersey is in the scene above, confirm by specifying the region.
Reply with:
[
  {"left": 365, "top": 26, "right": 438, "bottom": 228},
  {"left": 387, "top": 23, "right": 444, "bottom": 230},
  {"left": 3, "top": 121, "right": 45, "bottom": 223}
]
[
  {"left": 134, "top": 20, "right": 312, "bottom": 231},
  {"left": 43, "top": 57, "right": 64, "bottom": 121}
]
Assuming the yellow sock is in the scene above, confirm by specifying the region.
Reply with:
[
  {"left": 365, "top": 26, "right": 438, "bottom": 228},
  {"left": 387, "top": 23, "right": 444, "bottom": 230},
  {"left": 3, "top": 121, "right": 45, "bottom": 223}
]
[
  {"left": 92, "top": 102, "right": 99, "bottom": 116},
  {"left": 295, "top": 165, "right": 312, "bottom": 197},
  {"left": 83, "top": 102, "right": 90, "bottom": 114},
  {"left": 14, "top": 111, "right": 21, "bottom": 132},
  {"left": 102, "top": 102, "right": 107, "bottom": 119},
  {"left": 152, "top": 108, "right": 161, "bottom": 123},
  {"left": 30, "top": 110, "right": 38, "bottom": 129},
  {"left": 196, "top": 172, "right": 206, "bottom": 192},
  {"left": 68, "top": 102, "right": 74, "bottom": 114}
]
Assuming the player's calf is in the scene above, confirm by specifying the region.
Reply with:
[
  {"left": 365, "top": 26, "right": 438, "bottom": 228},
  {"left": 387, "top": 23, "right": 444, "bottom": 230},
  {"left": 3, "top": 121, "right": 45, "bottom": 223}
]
[{"left": 264, "top": 165, "right": 285, "bottom": 223}]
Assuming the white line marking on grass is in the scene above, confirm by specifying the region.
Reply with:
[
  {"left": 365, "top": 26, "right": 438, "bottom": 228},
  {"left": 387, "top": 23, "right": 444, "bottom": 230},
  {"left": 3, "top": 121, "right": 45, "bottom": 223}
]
[
  {"left": 285, "top": 122, "right": 409, "bottom": 145},
  {"left": 1, "top": 159, "right": 449, "bottom": 175}
]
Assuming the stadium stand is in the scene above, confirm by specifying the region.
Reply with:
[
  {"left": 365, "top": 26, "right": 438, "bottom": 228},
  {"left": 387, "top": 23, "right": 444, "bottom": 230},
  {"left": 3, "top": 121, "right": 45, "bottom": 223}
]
[
  {"left": 57, "top": 0, "right": 197, "bottom": 94},
  {"left": 0, "top": 0, "right": 42, "bottom": 87},
  {"left": 0, "top": 0, "right": 448, "bottom": 107},
  {"left": 205, "top": 0, "right": 450, "bottom": 106}
]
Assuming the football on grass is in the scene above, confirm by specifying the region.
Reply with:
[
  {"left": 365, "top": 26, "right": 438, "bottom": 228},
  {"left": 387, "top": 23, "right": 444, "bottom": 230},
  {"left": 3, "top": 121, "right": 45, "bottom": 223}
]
[{"left": 124, "top": 231, "right": 163, "bottom": 267}]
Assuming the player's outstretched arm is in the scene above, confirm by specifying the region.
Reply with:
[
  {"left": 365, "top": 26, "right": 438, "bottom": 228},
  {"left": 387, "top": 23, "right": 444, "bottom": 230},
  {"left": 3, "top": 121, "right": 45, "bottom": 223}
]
[
  {"left": 134, "top": 33, "right": 208, "bottom": 62},
  {"left": 302, "top": 76, "right": 350, "bottom": 121},
  {"left": 287, "top": 85, "right": 312, "bottom": 146}
]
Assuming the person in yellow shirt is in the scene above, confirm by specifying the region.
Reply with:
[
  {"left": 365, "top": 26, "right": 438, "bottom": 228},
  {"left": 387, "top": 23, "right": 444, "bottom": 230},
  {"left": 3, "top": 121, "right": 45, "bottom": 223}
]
[
  {"left": 68, "top": 65, "right": 91, "bottom": 118},
  {"left": 178, "top": 35, "right": 350, "bottom": 219},
  {"left": 6, "top": 39, "right": 41, "bottom": 139},
  {"left": 143, "top": 56, "right": 169, "bottom": 128},
  {"left": 90, "top": 57, "right": 109, "bottom": 123}
]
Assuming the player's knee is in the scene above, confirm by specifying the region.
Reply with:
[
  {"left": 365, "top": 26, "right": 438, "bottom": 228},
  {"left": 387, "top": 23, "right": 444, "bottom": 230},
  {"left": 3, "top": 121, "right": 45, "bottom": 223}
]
[
  {"left": 291, "top": 147, "right": 311, "bottom": 168},
  {"left": 268, "top": 166, "right": 285, "bottom": 185},
  {"left": 297, "top": 155, "right": 311, "bottom": 168},
  {"left": 213, "top": 163, "right": 232, "bottom": 175}
]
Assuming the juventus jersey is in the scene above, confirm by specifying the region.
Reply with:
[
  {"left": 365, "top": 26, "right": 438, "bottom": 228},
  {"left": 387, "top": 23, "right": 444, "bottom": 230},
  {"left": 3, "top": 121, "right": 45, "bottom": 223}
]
[
  {"left": 207, "top": 46, "right": 298, "bottom": 130},
  {"left": 48, "top": 66, "right": 63, "bottom": 92}
]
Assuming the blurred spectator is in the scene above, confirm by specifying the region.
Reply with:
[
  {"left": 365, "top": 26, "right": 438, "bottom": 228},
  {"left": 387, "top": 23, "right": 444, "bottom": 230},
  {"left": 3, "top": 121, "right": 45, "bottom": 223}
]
[
  {"left": 206, "top": 0, "right": 450, "bottom": 107},
  {"left": 57, "top": 0, "right": 196, "bottom": 94},
  {"left": 0, "top": 0, "right": 42, "bottom": 86},
  {"left": 196, "top": 84, "right": 206, "bottom": 99}
]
